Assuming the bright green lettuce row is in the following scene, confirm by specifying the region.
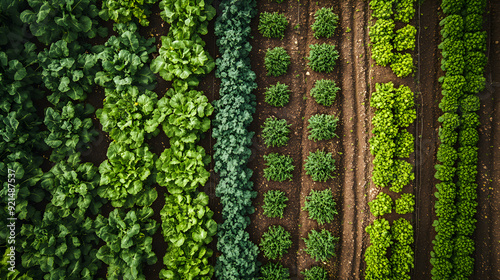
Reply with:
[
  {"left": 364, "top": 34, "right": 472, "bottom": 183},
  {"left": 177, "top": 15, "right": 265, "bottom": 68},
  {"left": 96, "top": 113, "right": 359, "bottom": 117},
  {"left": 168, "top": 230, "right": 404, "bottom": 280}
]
[
  {"left": 151, "top": 35, "right": 215, "bottom": 82},
  {"left": 369, "top": 19, "right": 395, "bottom": 44},
  {"left": 162, "top": 88, "right": 213, "bottom": 143},
  {"left": 394, "top": 24, "right": 416, "bottom": 51},
  {"left": 439, "top": 15, "right": 464, "bottom": 40},
  {"left": 159, "top": 192, "right": 216, "bottom": 279},
  {"left": 95, "top": 207, "right": 158, "bottom": 280},
  {"left": 97, "top": 86, "right": 167, "bottom": 148},
  {"left": 432, "top": 234, "right": 453, "bottom": 259},
  {"left": 100, "top": 0, "right": 159, "bottom": 26},
  {"left": 368, "top": 192, "right": 393, "bottom": 217},
  {"left": 20, "top": 0, "right": 107, "bottom": 45},
  {"left": 390, "top": 160, "right": 414, "bottom": 193},
  {"left": 44, "top": 101, "right": 98, "bottom": 162},
  {"left": 392, "top": 218, "right": 414, "bottom": 246},
  {"left": 371, "top": 42, "right": 394, "bottom": 67},
  {"left": 40, "top": 153, "right": 105, "bottom": 217},
  {"left": 160, "top": 0, "right": 216, "bottom": 39},
  {"left": 394, "top": 0, "right": 416, "bottom": 23},
  {"left": 156, "top": 141, "right": 210, "bottom": 194},
  {"left": 369, "top": 0, "right": 395, "bottom": 20},
  {"left": 98, "top": 142, "right": 158, "bottom": 208},
  {"left": 20, "top": 204, "right": 102, "bottom": 280},
  {"left": 371, "top": 82, "right": 396, "bottom": 109},
  {"left": 395, "top": 130, "right": 414, "bottom": 158}
]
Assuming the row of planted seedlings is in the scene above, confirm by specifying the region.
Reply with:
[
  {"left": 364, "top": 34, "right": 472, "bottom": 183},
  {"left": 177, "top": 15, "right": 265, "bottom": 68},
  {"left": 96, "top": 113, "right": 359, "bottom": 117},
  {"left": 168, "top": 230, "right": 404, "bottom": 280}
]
[
  {"left": 430, "top": 0, "right": 487, "bottom": 279},
  {"left": 256, "top": 1, "right": 343, "bottom": 279},
  {"left": 364, "top": 0, "right": 417, "bottom": 279}
]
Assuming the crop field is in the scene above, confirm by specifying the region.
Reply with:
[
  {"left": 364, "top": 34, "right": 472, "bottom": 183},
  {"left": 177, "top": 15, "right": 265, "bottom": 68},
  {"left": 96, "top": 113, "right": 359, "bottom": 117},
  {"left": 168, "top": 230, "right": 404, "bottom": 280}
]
[{"left": 0, "top": 0, "right": 499, "bottom": 280}]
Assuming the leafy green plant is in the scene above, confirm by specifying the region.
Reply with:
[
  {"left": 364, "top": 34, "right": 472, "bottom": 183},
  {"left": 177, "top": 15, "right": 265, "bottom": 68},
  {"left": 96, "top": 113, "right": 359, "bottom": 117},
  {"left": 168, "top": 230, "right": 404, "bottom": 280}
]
[
  {"left": 98, "top": 142, "right": 158, "bottom": 208},
  {"left": 303, "top": 229, "right": 339, "bottom": 261},
  {"left": 394, "top": 0, "right": 415, "bottom": 23},
  {"left": 304, "top": 150, "right": 336, "bottom": 182},
  {"left": 258, "top": 12, "right": 288, "bottom": 39},
  {"left": 437, "top": 144, "right": 458, "bottom": 166},
  {"left": 368, "top": 192, "right": 393, "bottom": 217},
  {"left": 1, "top": 248, "right": 33, "bottom": 279},
  {"left": 370, "top": 19, "right": 395, "bottom": 44},
  {"left": 395, "top": 130, "right": 414, "bottom": 158},
  {"left": 159, "top": 0, "right": 216, "bottom": 38},
  {"left": 260, "top": 262, "right": 290, "bottom": 280},
  {"left": 303, "top": 189, "right": 337, "bottom": 225},
  {"left": 459, "top": 128, "right": 479, "bottom": 146},
  {"left": 38, "top": 40, "right": 98, "bottom": 105},
  {"left": 311, "top": 7, "right": 339, "bottom": 39},
  {"left": 302, "top": 266, "right": 328, "bottom": 280},
  {"left": 94, "top": 23, "right": 156, "bottom": 91},
  {"left": 95, "top": 207, "right": 158, "bottom": 280},
  {"left": 159, "top": 192, "right": 217, "bottom": 279},
  {"left": 97, "top": 87, "right": 166, "bottom": 148},
  {"left": 260, "top": 225, "right": 292, "bottom": 260},
  {"left": 100, "top": 0, "right": 159, "bottom": 26},
  {"left": 264, "top": 47, "right": 291, "bottom": 77},
  {"left": 263, "top": 153, "right": 294, "bottom": 182},
  {"left": 264, "top": 82, "right": 291, "bottom": 107},
  {"left": 365, "top": 218, "right": 392, "bottom": 279},
  {"left": 307, "top": 114, "right": 339, "bottom": 141},
  {"left": 156, "top": 142, "right": 211, "bottom": 194},
  {"left": 261, "top": 117, "right": 291, "bottom": 147},
  {"left": 20, "top": 0, "right": 106, "bottom": 45},
  {"left": 307, "top": 43, "right": 339, "bottom": 73},
  {"left": 262, "top": 190, "right": 288, "bottom": 218},
  {"left": 390, "top": 53, "right": 414, "bottom": 77},
  {"left": 44, "top": 102, "right": 98, "bottom": 162},
  {"left": 310, "top": 79, "right": 340, "bottom": 106},
  {"left": 395, "top": 193, "right": 415, "bottom": 214},
  {"left": 394, "top": 24, "right": 416, "bottom": 51},
  {"left": 161, "top": 88, "right": 214, "bottom": 143},
  {"left": 151, "top": 35, "right": 215, "bottom": 84},
  {"left": 369, "top": 0, "right": 395, "bottom": 19},
  {"left": 371, "top": 42, "right": 394, "bottom": 67},
  {"left": 40, "top": 153, "right": 104, "bottom": 217}
]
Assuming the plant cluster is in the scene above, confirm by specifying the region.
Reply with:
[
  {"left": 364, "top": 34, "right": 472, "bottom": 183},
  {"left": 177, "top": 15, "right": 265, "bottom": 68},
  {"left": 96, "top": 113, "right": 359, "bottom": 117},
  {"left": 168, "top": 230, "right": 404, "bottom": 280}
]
[
  {"left": 303, "top": 229, "right": 339, "bottom": 262},
  {"left": 159, "top": 0, "right": 216, "bottom": 39},
  {"left": 262, "top": 190, "right": 288, "bottom": 218},
  {"left": 395, "top": 193, "right": 415, "bottom": 214},
  {"left": 310, "top": 79, "right": 340, "bottom": 106},
  {"left": 303, "top": 189, "right": 338, "bottom": 225},
  {"left": 302, "top": 266, "right": 328, "bottom": 280},
  {"left": 431, "top": 1, "right": 486, "bottom": 278},
  {"left": 258, "top": 12, "right": 288, "bottom": 39},
  {"left": 311, "top": 7, "right": 339, "bottom": 39},
  {"left": 100, "top": 0, "right": 159, "bottom": 26},
  {"left": 307, "top": 114, "right": 339, "bottom": 141},
  {"left": 260, "top": 262, "right": 290, "bottom": 280},
  {"left": 264, "top": 82, "right": 291, "bottom": 107},
  {"left": 368, "top": 192, "right": 393, "bottom": 217},
  {"left": 307, "top": 43, "right": 339, "bottom": 73},
  {"left": 264, "top": 47, "right": 291, "bottom": 77},
  {"left": 261, "top": 117, "right": 291, "bottom": 147},
  {"left": 304, "top": 150, "right": 336, "bottom": 182},
  {"left": 213, "top": 1, "right": 259, "bottom": 278},
  {"left": 263, "top": 153, "right": 294, "bottom": 182},
  {"left": 260, "top": 225, "right": 292, "bottom": 260}
]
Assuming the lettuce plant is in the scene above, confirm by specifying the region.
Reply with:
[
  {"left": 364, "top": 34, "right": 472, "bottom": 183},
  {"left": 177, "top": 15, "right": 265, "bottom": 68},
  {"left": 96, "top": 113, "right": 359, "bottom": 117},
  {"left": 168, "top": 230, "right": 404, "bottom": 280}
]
[
  {"left": 155, "top": 142, "right": 211, "bottom": 194},
  {"left": 303, "top": 229, "right": 338, "bottom": 262},
  {"left": 258, "top": 12, "right": 288, "bottom": 39},
  {"left": 259, "top": 225, "right": 292, "bottom": 260},
  {"left": 394, "top": 24, "right": 416, "bottom": 51},
  {"left": 264, "top": 47, "right": 291, "bottom": 77},
  {"left": 394, "top": 0, "right": 415, "bottom": 23},
  {"left": 100, "top": 0, "right": 159, "bottom": 26},
  {"left": 98, "top": 142, "right": 158, "bottom": 208},
  {"left": 97, "top": 87, "right": 167, "bottom": 148},
  {"left": 20, "top": 0, "right": 107, "bottom": 45},
  {"left": 310, "top": 79, "right": 339, "bottom": 106},
  {"left": 260, "top": 262, "right": 290, "bottom": 280},
  {"left": 263, "top": 153, "right": 294, "bottom": 182},
  {"left": 38, "top": 40, "right": 99, "bottom": 105},
  {"left": 262, "top": 190, "right": 288, "bottom": 218},
  {"left": 159, "top": 0, "right": 216, "bottom": 38},
  {"left": 307, "top": 114, "right": 339, "bottom": 141},
  {"left": 390, "top": 53, "right": 414, "bottom": 77},
  {"left": 161, "top": 88, "right": 213, "bottom": 143},
  {"left": 395, "top": 193, "right": 415, "bottom": 214},
  {"left": 261, "top": 117, "right": 291, "bottom": 147},
  {"left": 264, "top": 82, "right": 291, "bottom": 107},
  {"left": 302, "top": 266, "right": 328, "bottom": 280},
  {"left": 307, "top": 43, "right": 339, "bottom": 73},
  {"left": 369, "top": 0, "right": 394, "bottom": 19},
  {"left": 95, "top": 23, "right": 156, "bottom": 91},
  {"left": 304, "top": 150, "right": 336, "bottom": 182},
  {"left": 368, "top": 192, "right": 393, "bottom": 217},
  {"left": 44, "top": 102, "right": 97, "bottom": 162},
  {"left": 303, "top": 189, "right": 338, "bottom": 225},
  {"left": 311, "top": 7, "right": 338, "bottom": 39},
  {"left": 95, "top": 207, "right": 158, "bottom": 280},
  {"left": 365, "top": 219, "right": 392, "bottom": 280}
]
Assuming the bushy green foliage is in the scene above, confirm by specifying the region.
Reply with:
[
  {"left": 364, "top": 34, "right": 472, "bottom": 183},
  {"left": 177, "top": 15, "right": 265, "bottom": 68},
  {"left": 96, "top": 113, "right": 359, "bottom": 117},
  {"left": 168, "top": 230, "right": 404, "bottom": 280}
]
[
  {"left": 307, "top": 114, "right": 339, "bottom": 141},
  {"left": 369, "top": 0, "right": 395, "bottom": 19},
  {"left": 264, "top": 82, "right": 291, "bottom": 107},
  {"left": 262, "top": 190, "right": 288, "bottom": 218},
  {"left": 311, "top": 7, "right": 338, "bottom": 39},
  {"left": 371, "top": 42, "right": 394, "bottom": 67},
  {"left": 258, "top": 12, "right": 288, "bottom": 39},
  {"left": 440, "top": 15, "right": 464, "bottom": 39},
  {"left": 370, "top": 19, "right": 395, "bottom": 44},
  {"left": 437, "top": 144, "right": 458, "bottom": 166},
  {"left": 302, "top": 266, "right": 328, "bottom": 280},
  {"left": 394, "top": 0, "right": 416, "bottom": 23},
  {"left": 303, "top": 229, "right": 339, "bottom": 262},
  {"left": 391, "top": 218, "right": 414, "bottom": 279},
  {"left": 20, "top": 0, "right": 106, "bottom": 44},
  {"left": 459, "top": 128, "right": 479, "bottom": 146},
  {"left": 159, "top": 0, "right": 215, "bottom": 38},
  {"left": 458, "top": 146, "right": 478, "bottom": 165},
  {"left": 391, "top": 53, "right": 414, "bottom": 77},
  {"left": 368, "top": 192, "right": 393, "bottom": 217},
  {"left": 264, "top": 47, "right": 291, "bottom": 76},
  {"left": 263, "top": 153, "right": 294, "bottom": 182},
  {"left": 261, "top": 117, "right": 291, "bottom": 147},
  {"left": 307, "top": 43, "right": 339, "bottom": 73},
  {"left": 395, "top": 130, "right": 414, "bottom": 158},
  {"left": 395, "top": 193, "right": 415, "bottom": 214},
  {"left": 44, "top": 102, "right": 97, "bottom": 162},
  {"left": 95, "top": 207, "right": 158, "bottom": 280},
  {"left": 100, "top": 0, "right": 158, "bottom": 26},
  {"left": 303, "top": 189, "right": 337, "bottom": 225},
  {"left": 394, "top": 24, "right": 416, "bottom": 51},
  {"left": 260, "top": 262, "right": 290, "bottom": 280},
  {"left": 260, "top": 225, "right": 292, "bottom": 260},
  {"left": 310, "top": 79, "right": 340, "bottom": 106},
  {"left": 304, "top": 150, "right": 336, "bottom": 182}
]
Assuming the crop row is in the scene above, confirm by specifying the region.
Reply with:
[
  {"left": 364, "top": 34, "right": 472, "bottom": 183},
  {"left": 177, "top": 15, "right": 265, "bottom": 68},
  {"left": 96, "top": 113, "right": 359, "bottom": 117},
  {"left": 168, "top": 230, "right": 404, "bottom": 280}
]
[{"left": 430, "top": 0, "right": 487, "bottom": 279}]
